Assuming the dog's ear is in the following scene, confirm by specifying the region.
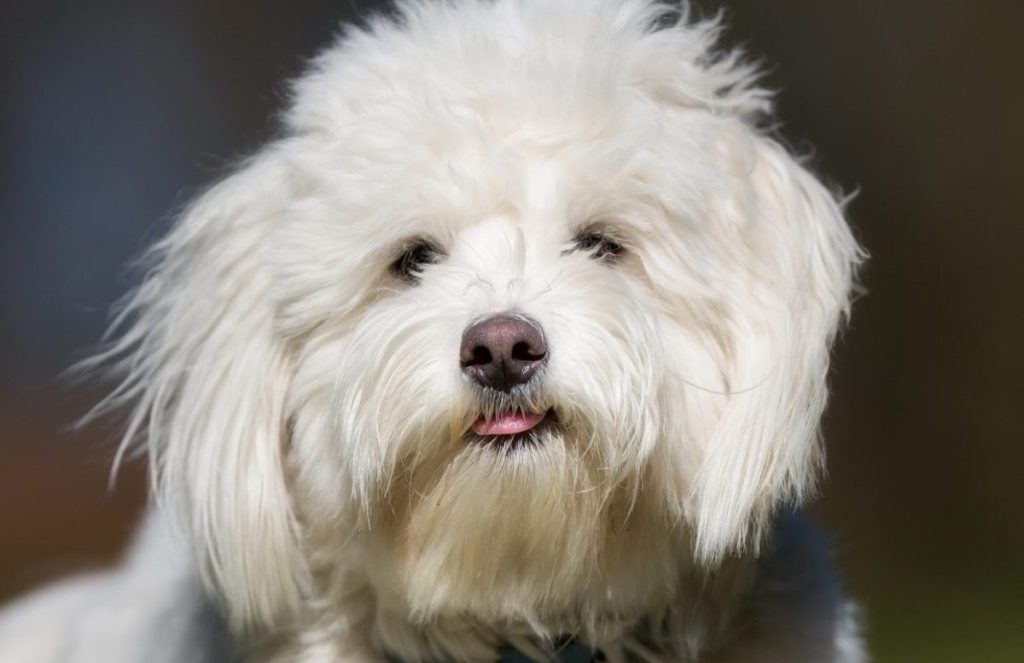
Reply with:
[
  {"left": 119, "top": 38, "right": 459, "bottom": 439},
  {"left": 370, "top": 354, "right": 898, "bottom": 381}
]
[
  {"left": 86, "top": 147, "right": 307, "bottom": 631},
  {"left": 689, "top": 133, "right": 863, "bottom": 565}
]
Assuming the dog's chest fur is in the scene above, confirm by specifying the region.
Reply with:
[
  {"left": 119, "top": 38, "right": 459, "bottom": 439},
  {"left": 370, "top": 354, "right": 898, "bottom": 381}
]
[{"left": 242, "top": 512, "right": 857, "bottom": 663}]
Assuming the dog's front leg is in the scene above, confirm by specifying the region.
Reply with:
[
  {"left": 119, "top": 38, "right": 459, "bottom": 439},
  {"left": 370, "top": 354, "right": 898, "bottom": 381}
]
[
  {"left": 245, "top": 591, "right": 385, "bottom": 663},
  {"left": 250, "top": 638, "right": 384, "bottom": 663},
  {"left": 246, "top": 619, "right": 385, "bottom": 663}
]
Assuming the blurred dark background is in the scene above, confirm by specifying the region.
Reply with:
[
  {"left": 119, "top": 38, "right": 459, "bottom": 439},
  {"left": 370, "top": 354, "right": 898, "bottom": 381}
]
[{"left": 1, "top": 1, "right": 1021, "bottom": 660}]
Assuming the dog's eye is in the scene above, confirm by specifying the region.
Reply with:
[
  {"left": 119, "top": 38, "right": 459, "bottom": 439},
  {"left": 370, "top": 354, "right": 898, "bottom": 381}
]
[
  {"left": 568, "top": 231, "right": 625, "bottom": 262},
  {"left": 391, "top": 239, "right": 443, "bottom": 283}
]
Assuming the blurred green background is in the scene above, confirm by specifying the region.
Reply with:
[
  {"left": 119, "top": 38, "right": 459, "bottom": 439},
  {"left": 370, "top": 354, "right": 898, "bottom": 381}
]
[{"left": 1, "top": 1, "right": 1021, "bottom": 660}]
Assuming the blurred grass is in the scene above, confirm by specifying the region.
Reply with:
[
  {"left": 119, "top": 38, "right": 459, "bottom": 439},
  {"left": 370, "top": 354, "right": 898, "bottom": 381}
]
[
  {"left": 868, "top": 581, "right": 1024, "bottom": 661},
  {"left": 839, "top": 547, "right": 1024, "bottom": 662}
]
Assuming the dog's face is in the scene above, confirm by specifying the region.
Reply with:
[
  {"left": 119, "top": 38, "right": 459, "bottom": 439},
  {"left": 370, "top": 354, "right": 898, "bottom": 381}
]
[
  {"left": 96, "top": 0, "right": 860, "bottom": 633},
  {"left": 283, "top": 105, "right": 726, "bottom": 625}
]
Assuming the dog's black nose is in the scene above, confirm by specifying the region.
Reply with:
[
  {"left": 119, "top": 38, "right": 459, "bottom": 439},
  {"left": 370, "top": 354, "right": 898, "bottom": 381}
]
[{"left": 460, "top": 314, "right": 547, "bottom": 391}]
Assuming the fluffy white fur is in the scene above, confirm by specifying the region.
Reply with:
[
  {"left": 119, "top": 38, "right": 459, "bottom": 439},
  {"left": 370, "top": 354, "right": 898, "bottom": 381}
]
[{"left": 0, "top": 1, "right": 866, "bottom": 661}]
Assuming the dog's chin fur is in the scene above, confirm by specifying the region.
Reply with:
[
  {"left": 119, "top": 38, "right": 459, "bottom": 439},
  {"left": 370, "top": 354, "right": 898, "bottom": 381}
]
[
  {"left": 356, "top": 431, "right": 683, "bottom": 622},
  {"left": 0, "top": 1, "right": 867, "bottom": 661}
]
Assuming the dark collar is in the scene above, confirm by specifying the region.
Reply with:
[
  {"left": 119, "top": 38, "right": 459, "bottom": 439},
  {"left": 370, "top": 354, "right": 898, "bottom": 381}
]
[
  {"left": 387, "top": 642, "right": 601, "bottom": 663},
  {"left": 498, "top": 642, "right": 601, "bottom": 663}
]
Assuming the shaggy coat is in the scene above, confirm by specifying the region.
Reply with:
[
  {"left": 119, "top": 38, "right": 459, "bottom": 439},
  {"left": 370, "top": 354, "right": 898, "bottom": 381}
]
[{"left": 0, "top": 1, "right": 865, "bottom": 661}]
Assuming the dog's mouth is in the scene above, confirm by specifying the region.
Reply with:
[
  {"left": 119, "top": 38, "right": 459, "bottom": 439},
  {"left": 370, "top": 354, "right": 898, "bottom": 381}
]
[{"left": 468, "top": 408, "right": 557, "bottom": 450}]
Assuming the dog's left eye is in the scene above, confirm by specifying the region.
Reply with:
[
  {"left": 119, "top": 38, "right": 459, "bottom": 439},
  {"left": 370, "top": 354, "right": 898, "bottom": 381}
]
[
  {"left": 567, "top": 230, "right": 625, "bottom": 262},
  {"left": 391, "top": 239, "right": 443, "bottom": 283}
]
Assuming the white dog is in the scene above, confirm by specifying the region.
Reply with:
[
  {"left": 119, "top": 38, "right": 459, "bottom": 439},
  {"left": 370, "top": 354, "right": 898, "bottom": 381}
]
[{"left": 0, "top": 1, "right": 866, "bottom": 661}]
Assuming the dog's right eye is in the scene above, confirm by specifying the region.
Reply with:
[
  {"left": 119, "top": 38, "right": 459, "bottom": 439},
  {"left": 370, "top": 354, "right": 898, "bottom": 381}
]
[{"left": 391, "top": 239, "right": 443, "bottom": 284}]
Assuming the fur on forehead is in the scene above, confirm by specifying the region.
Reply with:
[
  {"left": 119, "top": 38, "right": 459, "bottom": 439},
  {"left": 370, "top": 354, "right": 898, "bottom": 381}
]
[{"left": 274, "top": 0, "right": 772, "bottom": 311}]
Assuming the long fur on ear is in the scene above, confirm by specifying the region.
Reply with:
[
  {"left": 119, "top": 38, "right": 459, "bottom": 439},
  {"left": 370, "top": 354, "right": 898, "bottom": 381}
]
[
  {"left": 82, "top": 147, "right": 308, "bottom": 631},
  {"left": 690, "top": 134, "right": 863, "bottom": 565}
]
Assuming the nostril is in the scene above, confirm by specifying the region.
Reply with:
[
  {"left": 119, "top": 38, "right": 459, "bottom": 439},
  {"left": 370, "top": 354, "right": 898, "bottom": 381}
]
[
  {"left": 511, "top": 341, "right": 545, "bottom": 362},
  {"left": 466, "top": 345, "right": 492, "bottom": 367}
]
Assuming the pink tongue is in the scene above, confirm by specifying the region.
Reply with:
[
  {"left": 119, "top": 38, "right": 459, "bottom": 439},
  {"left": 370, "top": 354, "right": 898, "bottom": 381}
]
[{"left": 472, "top": 411, "right": 546, "bottom": 436}]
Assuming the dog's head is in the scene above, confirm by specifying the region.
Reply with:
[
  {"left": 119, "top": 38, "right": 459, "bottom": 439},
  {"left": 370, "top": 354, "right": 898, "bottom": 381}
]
[{"left": 93, "top": 0, "right": 860, "bottom": 635}]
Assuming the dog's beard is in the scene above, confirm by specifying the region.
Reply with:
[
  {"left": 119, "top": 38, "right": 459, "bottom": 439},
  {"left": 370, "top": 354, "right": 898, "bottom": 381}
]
[
  {"left": 383, "top": 417, "right": 680, "bottom": 633},
  {"left": 293, "top": 370, "right": 679, "bottom": 627},
  {"left": 352, "top": 380, "right": 683, "bottom": 629},
  {"left": 397, "top": 426, "right": 605, "bottom": 621}
]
